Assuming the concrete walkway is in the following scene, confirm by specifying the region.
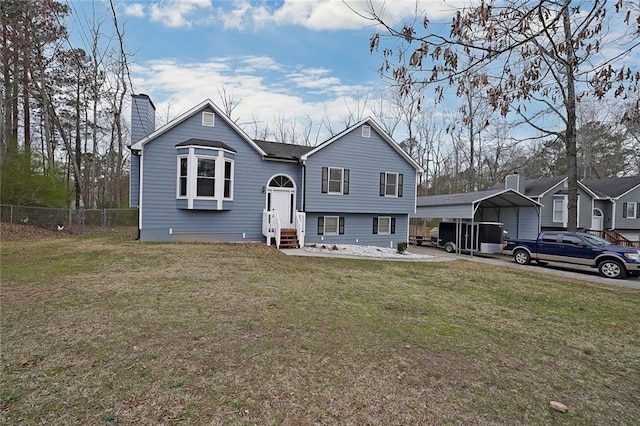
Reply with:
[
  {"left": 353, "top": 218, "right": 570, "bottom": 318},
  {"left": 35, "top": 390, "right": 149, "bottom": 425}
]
[{"left": 282, "top": 244, "right": 640, "bottom": 290}]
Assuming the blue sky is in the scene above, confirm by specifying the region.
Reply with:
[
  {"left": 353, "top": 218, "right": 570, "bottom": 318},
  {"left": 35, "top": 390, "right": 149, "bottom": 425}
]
[{"left": 65, "top": 0, "right": 464, "bottom": 143}]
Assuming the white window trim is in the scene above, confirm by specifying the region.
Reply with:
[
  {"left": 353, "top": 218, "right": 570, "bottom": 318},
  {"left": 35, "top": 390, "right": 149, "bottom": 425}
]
[
  {"left": 362, "top": 125, "right": 371, "bottom": 138},
  {"left": 176, "top": 155, "right": 188, "bottom": 199},
  {"left": 194, "top": 155, "right": 217, "bottom": 200},
  {"left": 202, "top": 111, "right": 215, "bottom": 127},
  {"left": 328, "top": 167, "right": 344, "bottom": 195},
  {"left": 383, "top": 172, "right": 399, "bottom": 197},
  {"left": 552, "top": 197, "right": 565, "bottom": 223},
  {"left": 627, "top": 202, "right": 638, "bottom": 219},
  {"left": 378, "top": 216, "right": 392, "bottom": 234},
  {"left": 223, "top": 159, "right": 234, "bottom": 200},
  {"left": 176, "top": 148, "right": 234, "bottom": 208},
  {"left": 324, "top": 216, "right": 339, "bottom": 235}
]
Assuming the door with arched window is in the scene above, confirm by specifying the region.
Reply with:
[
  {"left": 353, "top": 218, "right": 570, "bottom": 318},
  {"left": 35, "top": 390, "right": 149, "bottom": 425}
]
[
  {"left": 591, "top": 208, "right": 603, "bottom": 231},
  {"left": 266, "top": 174, "right": 296, "bottom": 228}
]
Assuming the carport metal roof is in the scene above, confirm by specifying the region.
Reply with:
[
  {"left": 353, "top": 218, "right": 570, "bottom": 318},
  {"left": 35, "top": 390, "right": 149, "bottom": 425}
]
[{"left": 415, "top": 188, "right": 542, "bottom": 219}]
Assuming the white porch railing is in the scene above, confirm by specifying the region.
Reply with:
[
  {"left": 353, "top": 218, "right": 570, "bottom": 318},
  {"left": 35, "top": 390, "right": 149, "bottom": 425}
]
[
  {"left": 295, "top": 211, "right": 306, "bottom": 247},
  {"left": 262, "top": 209, "right": 282, "bottom": 248}
]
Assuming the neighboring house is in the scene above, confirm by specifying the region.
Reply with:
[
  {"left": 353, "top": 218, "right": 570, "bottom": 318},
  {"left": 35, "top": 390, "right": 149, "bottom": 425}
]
[
  {"left": 128, "top": 94, "right": 422, "bottom": 248},
  {"left": 494, "top": 174, "right": 640, "bottom": 243},
  {"left": 581, "top": 176, "right": 640, "bottom": 241}
]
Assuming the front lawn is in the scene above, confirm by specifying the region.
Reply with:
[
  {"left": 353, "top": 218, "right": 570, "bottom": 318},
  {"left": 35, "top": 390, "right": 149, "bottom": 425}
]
[{"left": 1, "top": 236, "right": 639, "bottom": 424}]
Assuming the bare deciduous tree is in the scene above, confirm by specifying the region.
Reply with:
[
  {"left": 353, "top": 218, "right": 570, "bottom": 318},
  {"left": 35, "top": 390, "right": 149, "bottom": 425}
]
[{"left": 365, "top": 0, "right": 639, "bottom": 231}]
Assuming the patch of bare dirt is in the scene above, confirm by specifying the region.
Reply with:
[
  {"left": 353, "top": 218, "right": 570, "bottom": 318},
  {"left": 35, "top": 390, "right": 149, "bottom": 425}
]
[{"left": 0, "top": 222, "right": 70, "bottom": 240}]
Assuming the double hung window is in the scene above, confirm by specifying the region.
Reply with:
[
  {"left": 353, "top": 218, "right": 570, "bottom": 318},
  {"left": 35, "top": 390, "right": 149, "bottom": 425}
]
[
  {"left": 373, "top": 216, "right": 396, "bottom": 234},
  {"left": 380, "top": 172, "right": 403, "bottom": 197},
  {"left": 178, "top": 157, "right": 188, "bottom": 198},
  {"left": 623, "top": 202, "right": 638, "bottom": 219},
  {"left": 318, "top": 216, "right": 345, "bottom": 235},
  {"left": 196, "top": 158, "right": 216, "bottom": 197},
  {"left": 322, "top": 167, "right": 350, "bottom": 195}
]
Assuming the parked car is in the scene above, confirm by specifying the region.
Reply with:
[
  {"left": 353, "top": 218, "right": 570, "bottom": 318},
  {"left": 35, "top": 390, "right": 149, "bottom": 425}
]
[{"left": 503, "top": 231, "right": 640, "bottom": 279}]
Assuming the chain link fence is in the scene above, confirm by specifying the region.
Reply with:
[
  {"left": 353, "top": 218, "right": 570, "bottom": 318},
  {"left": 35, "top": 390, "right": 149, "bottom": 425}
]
[{"left": 1, "top": 204, "right": 138, "bottom": 235}]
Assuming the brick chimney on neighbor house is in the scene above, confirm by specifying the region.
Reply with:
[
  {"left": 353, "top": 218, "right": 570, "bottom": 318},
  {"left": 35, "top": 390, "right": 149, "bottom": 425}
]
[{"left": 505, "top": 173, "right": 526, "bottom": 194}]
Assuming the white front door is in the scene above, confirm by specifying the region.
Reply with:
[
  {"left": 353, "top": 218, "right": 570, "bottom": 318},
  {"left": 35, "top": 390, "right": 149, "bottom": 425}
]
[
  {"left": 591, "top": 208, "right": 603, "bottom": 231},
  {"left": 269, "top": 189, "right": 294, "bottom": 228},
  {"left": 266, "top": 174, "right": 296, "bottom": 229}
]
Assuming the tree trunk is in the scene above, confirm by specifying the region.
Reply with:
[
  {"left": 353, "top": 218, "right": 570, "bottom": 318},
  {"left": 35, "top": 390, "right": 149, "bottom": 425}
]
[
  {"left": 74, "top": 78, "right": 82, "bottom": 208},
  {"left": 22, "top": 64, "right": 31, "bottom": 161},
  {"left": 563, "top": 6, "right": 578, "bottom": 232}
]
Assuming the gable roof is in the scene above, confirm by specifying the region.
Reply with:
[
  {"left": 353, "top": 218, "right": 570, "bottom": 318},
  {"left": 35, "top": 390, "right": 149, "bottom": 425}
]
[
  {"left": 490, "top": 175, "right": 598, "bottom": 198},
  {"left": 300, "top": 117, "right": 424, "bottom": 172},
  {"left": 581, "top": 176, "right": 640, "bottom": 198},
  {"left": 254, "top": 140, "right": 314, "bottom": 161},
  {"left": 129, "top": 99, "right": 266, "bottom": 156},
  {"left": 522, "top": 176, "right": 567, "bottom": 197}
]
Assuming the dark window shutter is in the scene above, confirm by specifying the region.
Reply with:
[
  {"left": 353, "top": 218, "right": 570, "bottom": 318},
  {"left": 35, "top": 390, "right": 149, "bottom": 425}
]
[
  {"left": 322, "top": 167, "right": 328, "bottom": 193},
  {"left": 391, "top": 217, "right": 396, "bottom": 234},
  {"left": 318, "top": 217, "right": 324, "bottom": 235},
  {"left": 623, "top": 202, "right": 628, "bottom": 218},
  {"left": 343, "top": 169, "right": 350, "bottom": 195},
  {"left": 379, "top": 173, "right": 385, "bottom": 196},
  {"left": 373, "top": 217, "right": 378, "bottom": 234},
  {"left": 637, "top": 203, "right": 640, "bottom": 219},
  {"left": 339, "top": 217, "right": 345, "bottom": 234},
  {"left": 398, "top": 174, "right": 403, "bottom": 197}
]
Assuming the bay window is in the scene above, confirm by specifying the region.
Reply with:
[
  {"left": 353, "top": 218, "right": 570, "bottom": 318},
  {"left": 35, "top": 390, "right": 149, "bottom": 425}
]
[{"left": 175, "top": 147, "right": 234, "bottom": 209}]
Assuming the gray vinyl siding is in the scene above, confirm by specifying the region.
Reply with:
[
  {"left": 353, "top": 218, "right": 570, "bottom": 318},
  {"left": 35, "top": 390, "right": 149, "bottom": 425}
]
[
  {"left": 616, "top": 186, "right": 640, "bottom": 231},
  {"left": 539, "top": 185, "right": 593, "bottom": 229},
  {"left": 593, "top": 200, "right": 612, "bottom": 229},
  {"left": 305, "top": 213, "right": 409, "bottom": 248},
  {"left": 304, "top": 125, "right": 416, "bottom": 215},
  {"left": 578, "top": 189, "right": 593, "bottom": 228},
  {"left": 140, "top": 106, "right": 301, "bottom": 242},
  {"left": 476, "top": 205, "right": 539, "bottom": 240},
  {"left": 131, "top": 95, "right": 155, "bottom": 143},
  {"left": 130, "top": 153, "right": 140, "bottom": 207}
]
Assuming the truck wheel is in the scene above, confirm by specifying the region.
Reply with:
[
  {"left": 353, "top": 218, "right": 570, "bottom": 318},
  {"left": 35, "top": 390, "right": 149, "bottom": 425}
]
[
  {"left": 513, "top": 249, "right": 531, "bottom": 265},
  {"left": 598, "top": 260, "right": 627, "bottom": 279},
  {"left": 444, "top": 242, "right": 455, "bottom": 253}
]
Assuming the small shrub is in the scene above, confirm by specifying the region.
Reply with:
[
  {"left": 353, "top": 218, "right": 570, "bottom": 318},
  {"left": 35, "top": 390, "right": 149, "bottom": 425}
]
[{"left": 397, "top": 242, "right": 408, "bottom": 254}]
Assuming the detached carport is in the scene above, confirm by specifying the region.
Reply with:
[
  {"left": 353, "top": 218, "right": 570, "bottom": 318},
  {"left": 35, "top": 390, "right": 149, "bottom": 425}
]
[{"left": 412, "top": 188, "right": 542, "bottom": 255}]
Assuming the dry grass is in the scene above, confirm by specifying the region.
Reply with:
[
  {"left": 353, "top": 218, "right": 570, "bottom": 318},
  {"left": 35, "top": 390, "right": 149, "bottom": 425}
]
[{"left": 1, "top": 236, "right": 639, "bottom": 425}]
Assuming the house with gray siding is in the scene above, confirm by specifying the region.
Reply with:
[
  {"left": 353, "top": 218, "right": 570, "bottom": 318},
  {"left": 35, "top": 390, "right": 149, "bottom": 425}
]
[
  {"left": 494, "top": 174, "right": 640, "bottom": 244},
  {"left": 497, "top": 174, "right": 598, "bottom": 231},
  {"left": 582, "top": 176, "right": 640, "bottom": 241},
  {"left": 129, "top": 94, "right": 422, "bottom": 248}
]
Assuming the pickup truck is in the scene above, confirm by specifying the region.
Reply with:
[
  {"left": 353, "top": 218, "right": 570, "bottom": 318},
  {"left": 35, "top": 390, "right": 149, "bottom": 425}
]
[{"left": 503, "top": 231, "right": 640, "bottom": 279}]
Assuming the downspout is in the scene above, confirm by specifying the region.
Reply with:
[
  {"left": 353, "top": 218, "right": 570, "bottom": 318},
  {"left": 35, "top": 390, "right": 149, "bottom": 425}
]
[
  {"left": 300, "top": 158, "right": 306, "bottom": 212},
  {"left": 137, "top": 150, "right": 143, "bottom": 241},
  {"left": 610, "top": 198, "right": 616, "bottom": 230}
]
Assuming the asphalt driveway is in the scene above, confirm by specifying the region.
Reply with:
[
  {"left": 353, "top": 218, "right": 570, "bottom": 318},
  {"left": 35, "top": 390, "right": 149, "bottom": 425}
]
[{"left": 408, "top": 244, "right": 640, "bottom": 290}]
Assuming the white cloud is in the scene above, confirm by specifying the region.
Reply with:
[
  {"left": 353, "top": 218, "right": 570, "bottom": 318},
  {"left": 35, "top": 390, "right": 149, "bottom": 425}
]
[
  {"left": 286, "top": 68, "right": 342, "bottom": 93},
  {"left": 217, "top": 0, "right": 466, "bottom": 31},
  {"left": 237, "top": 56, "right": 283, "bottom": 73},
  {"left": 136, "top": 0, "right": 465, "bottom": 31},
  {"left": 124, "top": 3, "right": 145, "bottom": 18},
  {"left": 130, "top": 56, "right": 378, "bottom": 143},
  {"left": 149, "top": 0, "right": 213, "bottom": 28}
]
